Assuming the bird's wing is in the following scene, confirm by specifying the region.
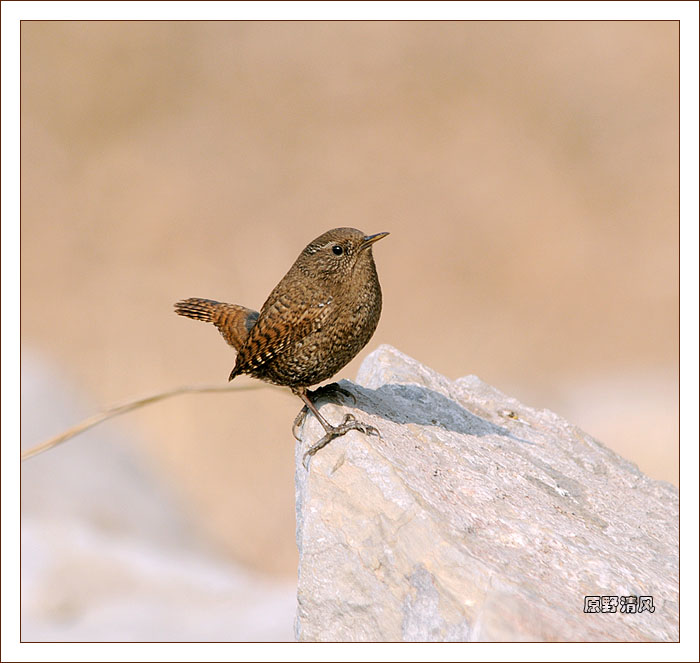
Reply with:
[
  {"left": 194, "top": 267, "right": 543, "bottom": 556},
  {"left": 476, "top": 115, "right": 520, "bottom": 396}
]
[{"left": 230, "top": 284, "right": 333, "bottom": 379}]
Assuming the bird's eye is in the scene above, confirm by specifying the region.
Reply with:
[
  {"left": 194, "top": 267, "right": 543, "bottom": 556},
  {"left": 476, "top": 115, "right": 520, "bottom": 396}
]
[{"left": 332, "top": 245, "right": 343, "bottom": 256}]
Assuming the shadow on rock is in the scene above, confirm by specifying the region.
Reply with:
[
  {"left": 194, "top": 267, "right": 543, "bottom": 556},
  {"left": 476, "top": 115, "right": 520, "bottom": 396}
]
[{"left": 317, "top": 380, "right": 534, "bottom": 445}]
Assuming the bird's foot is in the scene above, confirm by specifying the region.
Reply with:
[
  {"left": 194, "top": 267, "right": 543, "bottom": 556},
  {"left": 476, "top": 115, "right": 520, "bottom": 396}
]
[
  {"left": 292, "top": 383, "right": 357, "bottom": 441},
  {"left": 302, "top": 414, "right": 380, "bottom": 470},
  {"left": 292, "top": 406, "right": 308, "bottom": 442}
]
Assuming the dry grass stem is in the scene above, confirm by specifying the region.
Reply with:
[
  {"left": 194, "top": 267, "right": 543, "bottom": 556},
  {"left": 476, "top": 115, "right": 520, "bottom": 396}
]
[{"left": 21, "top": 383, "right": 266, "bottom": 462}]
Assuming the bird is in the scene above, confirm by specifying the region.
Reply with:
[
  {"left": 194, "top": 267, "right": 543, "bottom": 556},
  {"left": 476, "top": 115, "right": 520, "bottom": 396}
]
[{"left": 174, "top": 227, "right": 389, "bottom": 466}]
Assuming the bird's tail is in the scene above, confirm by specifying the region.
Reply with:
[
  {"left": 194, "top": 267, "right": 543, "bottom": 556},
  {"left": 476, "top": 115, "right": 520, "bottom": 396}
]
[{"left": 174, "top": 298, "right": 259, "bottom": 352}]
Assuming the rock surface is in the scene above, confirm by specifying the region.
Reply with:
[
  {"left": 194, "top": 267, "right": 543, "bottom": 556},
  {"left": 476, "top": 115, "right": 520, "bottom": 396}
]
[{"left": 294, "top": 345, "right": 679, "bottom": 642}]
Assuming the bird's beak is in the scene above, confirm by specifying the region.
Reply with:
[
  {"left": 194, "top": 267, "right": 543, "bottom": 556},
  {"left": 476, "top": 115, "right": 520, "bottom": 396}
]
[{"left": 361, "top": 232, "right": 390, "bottom": 250}]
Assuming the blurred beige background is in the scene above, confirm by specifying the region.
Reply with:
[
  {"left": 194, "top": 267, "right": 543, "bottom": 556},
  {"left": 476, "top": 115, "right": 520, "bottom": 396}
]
[{"left": 21, "top": 21, "right": 678, "bottom": 578}]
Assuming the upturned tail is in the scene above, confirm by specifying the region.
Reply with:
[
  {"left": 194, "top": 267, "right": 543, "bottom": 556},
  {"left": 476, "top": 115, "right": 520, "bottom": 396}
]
[{"left": 174, "top": 297, "right": 259, "bottom": 352}]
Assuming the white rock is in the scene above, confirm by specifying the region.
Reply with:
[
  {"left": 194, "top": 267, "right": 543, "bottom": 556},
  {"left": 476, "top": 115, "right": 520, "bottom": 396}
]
[{"left": 294, "top": 345, "right": 678, "bottom": 642}]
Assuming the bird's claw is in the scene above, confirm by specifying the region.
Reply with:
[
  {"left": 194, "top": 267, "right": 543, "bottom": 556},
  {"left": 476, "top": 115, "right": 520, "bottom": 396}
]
[
  {"left": 292, "top": 405, "right": 308, "bottom": 442},
  {"left": 293, "top": 384, "right": 357, "bottom": 442},
  {"left": 302, "top": 413, "right": 381, "bottom": 470}
]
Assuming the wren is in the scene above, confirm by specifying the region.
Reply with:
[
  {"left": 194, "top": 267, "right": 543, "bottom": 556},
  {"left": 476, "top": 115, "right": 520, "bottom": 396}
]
[{"left": 174, "top": 227, "right": 388, "bottom": 466}]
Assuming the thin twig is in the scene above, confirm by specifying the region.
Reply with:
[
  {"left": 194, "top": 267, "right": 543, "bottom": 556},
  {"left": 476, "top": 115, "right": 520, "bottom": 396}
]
[{"left": 21, "top": 383, "right": 266, "bottom": 462}]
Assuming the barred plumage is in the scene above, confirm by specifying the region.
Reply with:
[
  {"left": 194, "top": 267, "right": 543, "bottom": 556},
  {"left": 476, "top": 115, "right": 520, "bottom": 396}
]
[{"left": 174, "top": 298, "right": 259, "bottom": 352}]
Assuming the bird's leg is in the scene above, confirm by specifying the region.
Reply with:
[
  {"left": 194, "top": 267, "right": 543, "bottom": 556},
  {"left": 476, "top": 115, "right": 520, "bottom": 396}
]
[
  {"left": 291, "top": 386, "right": 380, "bottom": 468},
  {"left": 291, "top": 382, "right": 357, "bottom": 441}
]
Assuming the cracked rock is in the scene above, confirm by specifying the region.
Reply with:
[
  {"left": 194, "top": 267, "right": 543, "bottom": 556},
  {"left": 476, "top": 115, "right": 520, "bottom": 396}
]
[{"left": 294, "top": 344, "right": 678, "bottom": 642}]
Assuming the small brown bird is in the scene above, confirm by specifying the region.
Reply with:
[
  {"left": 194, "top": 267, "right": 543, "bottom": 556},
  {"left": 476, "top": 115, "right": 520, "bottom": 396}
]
[{"left": 175, "top": 227, "right": 388, "bottom": 466}]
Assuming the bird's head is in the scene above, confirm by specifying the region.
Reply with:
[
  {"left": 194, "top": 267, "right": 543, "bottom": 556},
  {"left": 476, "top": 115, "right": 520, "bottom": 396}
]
[{"left": 295, "top": 227, "right": 389, "bottom": 283}]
